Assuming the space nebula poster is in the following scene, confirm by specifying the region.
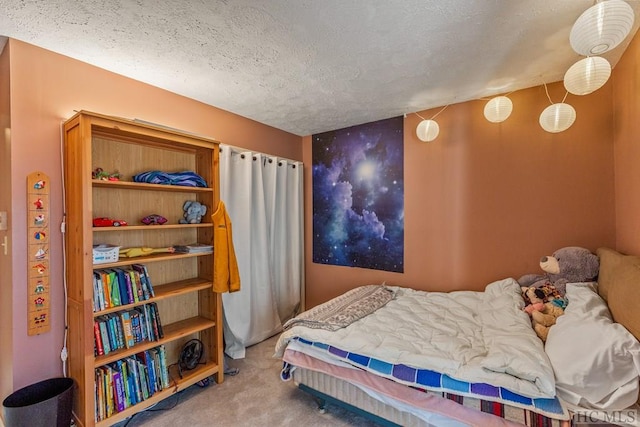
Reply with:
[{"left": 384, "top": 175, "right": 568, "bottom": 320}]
[{"left": 312, "top": 116, "right": 404, "bottom": 273}]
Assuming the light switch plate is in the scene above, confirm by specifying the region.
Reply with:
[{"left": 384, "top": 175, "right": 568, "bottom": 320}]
[{"left": 0, "top": 211, "right": 7, "bottom": 230}]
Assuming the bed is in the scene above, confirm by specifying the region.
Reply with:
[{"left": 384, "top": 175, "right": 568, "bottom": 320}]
[{"left": 275, "top": 247, "right": 640, "bottom": 427}]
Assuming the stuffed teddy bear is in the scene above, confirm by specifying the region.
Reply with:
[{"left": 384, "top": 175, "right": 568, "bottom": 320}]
[
  {"left": 518, "top": 246, "right": 599, "bottom": 296},
  {"left": 518, "top": 246, "right": 599, "bottom": 341},
  {"left": 522, "top": 285, "right": 566, "bottom": 341},
  {"left": 179, "top": 200, "right": 207, "bottom": 224}
]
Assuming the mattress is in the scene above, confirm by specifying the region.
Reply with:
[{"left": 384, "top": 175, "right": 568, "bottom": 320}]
[{"left": 286, "top": 349, "right": 568, "bottom": 427}]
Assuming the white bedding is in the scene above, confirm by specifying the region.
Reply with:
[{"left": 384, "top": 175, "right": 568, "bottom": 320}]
[{"left": 276, "top": 278, "right": 556, "bottom": 399}]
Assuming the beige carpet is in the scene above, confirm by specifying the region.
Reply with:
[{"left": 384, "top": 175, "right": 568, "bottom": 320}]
[{"left": 113, "top": 335, "right": 380, "bottom": 426}]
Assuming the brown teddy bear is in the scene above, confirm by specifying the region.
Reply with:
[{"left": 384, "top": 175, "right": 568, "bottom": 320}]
[{"left": 522, "top": 285, "right": 565, "bottom": 341}]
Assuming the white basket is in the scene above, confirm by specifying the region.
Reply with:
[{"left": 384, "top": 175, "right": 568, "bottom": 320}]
[{"left": 92, "top": 244, "right": 120, "bottom": 264}]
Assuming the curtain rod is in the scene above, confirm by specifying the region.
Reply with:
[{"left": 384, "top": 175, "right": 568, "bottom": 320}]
[
  {"left": 130, "top": 119, "right": 302, "bottom": 164},
  {"left": 219, "top": 143, "right": 303, "bottom": 165}
]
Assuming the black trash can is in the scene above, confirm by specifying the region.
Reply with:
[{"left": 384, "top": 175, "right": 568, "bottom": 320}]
[{"left": 2, "top": 377, "right": 74, "bottom": 427}]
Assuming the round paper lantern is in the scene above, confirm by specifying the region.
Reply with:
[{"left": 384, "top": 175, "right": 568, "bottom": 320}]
[
  {"left": 570, "top": 0, "right": 635, "bottom": 55},
  {"left": 539, "top": 103, "right": 576, "bottom": 133},
  {"left": 484, "top": 96, "right": 513, "bottom": 123},
  {"left": 416, "top": 119, "right": 439, "bottom": 142},
  {"left": 564, "top": 56, "right": 611, "bottom": 95}
]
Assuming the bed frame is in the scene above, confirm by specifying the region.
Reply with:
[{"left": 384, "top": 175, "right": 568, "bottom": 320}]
[{"left": 294, "top": 367, "right": 427, "bottom": 426}]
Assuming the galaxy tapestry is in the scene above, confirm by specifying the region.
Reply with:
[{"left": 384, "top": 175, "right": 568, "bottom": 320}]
[{"left": 312, "top": 116, "right": 404, "bottom": 273}]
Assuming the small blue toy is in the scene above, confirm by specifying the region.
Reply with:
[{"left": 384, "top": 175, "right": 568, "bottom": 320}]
[{"left": 179, "top": 201, "right": 207, "bottom": 224}]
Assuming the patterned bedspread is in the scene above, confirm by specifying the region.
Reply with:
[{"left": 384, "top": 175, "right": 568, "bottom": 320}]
[{"left": 282, "top": 284, "right": 395, "bottom": 332}]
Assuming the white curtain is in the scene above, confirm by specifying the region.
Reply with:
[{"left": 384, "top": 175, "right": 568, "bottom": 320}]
[{"left": 219, "top": 145, "right": 304, "bottom": 359}]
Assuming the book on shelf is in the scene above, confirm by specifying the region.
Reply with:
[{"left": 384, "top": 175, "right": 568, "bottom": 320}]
[
  {"left": 113, "top": 268, "right": 130, "bottom": 305},
  {"left": 93, "top": 272, "right": 104, "bottom": 311},
  {"left": 125, "top": 357, "right": 142, "bottom": 404},
  {"left": 131, "top": 269, "right": 145, "bottom": 302},
  {"left": 132, "top": 264, "right": 154, "bottom": 299},
  {"left": 173, "top": 243, "right": 213, "bottom": 254},
  {"left": 94, "top": 320, "right": 104, "bottom": 356},
  {"left": 119, "top": 311, "right": 135, "bottom": 348},
  {"left": 100, "top": 270, "right": 111, "bottom": 309},
  {"left": 148, "top": 303, "right": 163, "bottom": 339},
  {"left": 106, "top": 270, "right": 121, "bottom": 307},
  {"left": 112, "top": 369, "right": 126, "bottom": 413},
  {"left": 97, "top": 319, "right": 111, "bottom": 355}
]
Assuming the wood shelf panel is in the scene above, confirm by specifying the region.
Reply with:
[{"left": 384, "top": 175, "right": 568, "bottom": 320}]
[
  {"left": 92, "top": 251, "right": 212, "bottom": 269},
  {"left": 93, "top": 223, "right": 212, "bottom": 232},
  {"left": 92, "top": 179, "right": 213, "bottom": 193}
]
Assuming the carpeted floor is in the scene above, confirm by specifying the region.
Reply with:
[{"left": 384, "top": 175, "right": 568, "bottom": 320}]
[{"left": 113, "top": 335, "right": 381, "bottom": 426}]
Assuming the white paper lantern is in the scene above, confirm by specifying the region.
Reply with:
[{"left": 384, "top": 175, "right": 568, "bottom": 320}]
[
  {"left": 570, "top": 0, "right": 635, "bottom": 55},
  {"left": 484, "top": 96, "right": 513, "bottom": 123},
  {"left": 564, "top": 56, "right": 611, "bottom": 95},
  {"left": 416, "top": 119, "right": 439, "bottom": 142},
  {"left": 539, "top": 103, "right": 577, "bottom": 133}
]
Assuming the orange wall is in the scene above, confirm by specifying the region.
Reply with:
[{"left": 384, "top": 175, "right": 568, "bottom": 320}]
[
  {"left": 613, "top": 29, "right": 640, "bottom": 254},
  {"left": 5, "top": 39, "right": 302, "bottom": 393},
  {"left": 303, "top": 79, "right": 616, "bottom": 307},
  {"left": 0, "top": 40, "right": 14, "bottom": 407}
]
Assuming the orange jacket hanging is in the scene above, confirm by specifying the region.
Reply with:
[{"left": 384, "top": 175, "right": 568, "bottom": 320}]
[{"left": 212, "top": 200, "right": 241, "bottom": 293}]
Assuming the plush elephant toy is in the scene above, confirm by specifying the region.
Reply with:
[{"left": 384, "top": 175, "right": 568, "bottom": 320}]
[{"left": 179, "top": 200, "right": 207, "bottom": 224}]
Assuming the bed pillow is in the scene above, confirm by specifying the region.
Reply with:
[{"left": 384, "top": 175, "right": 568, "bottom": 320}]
[
  {"left": 596, "top": 247, "right": 640, "bottom": 305},
  {"left": 545, "top": 282, "right": 640, "bottom": 410},
  {"left": 605, "top": 255, "right": 640, "bottom": 342}
]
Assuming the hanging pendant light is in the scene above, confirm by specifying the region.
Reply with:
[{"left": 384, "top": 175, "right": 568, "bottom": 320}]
[
  {"left": 416, "top": 119, "right": 439, "bottom": 142},
  {"left": 483, "top": 96, "right": 513, "bottom": 123},
  {"left": 539, "top": 103, "right": 576, "bottom": 133},
  {"left": 570, "top": 0, "right": 635, "bottom": 55},
  {"left": 564, "top": 56, "right": 611, "bottom": 95}
]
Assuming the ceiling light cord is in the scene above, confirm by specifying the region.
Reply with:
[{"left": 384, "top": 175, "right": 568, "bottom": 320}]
[{"left": 414, "top": 104, "right": 448, "bottom": 122}]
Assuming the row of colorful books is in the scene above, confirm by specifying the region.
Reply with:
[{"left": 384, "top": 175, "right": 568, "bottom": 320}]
[
  {"left": 93, "top": 264, "right": 155, "bottom": 312},
  {"left": 94, "top": 303, "right": 164, "bottom": 356},
  {"left": 95, "top": 345, "right": 170, "bottom": 422}
]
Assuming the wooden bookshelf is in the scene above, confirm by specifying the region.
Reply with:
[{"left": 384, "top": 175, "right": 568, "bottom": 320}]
[{"left": 63, "top": 111, "right": 224, "bottom": 427}]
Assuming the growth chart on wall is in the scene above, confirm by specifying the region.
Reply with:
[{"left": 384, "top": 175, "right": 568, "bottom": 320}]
[{"left": 27, "top": 171, "right": 51, "bottom": 335}]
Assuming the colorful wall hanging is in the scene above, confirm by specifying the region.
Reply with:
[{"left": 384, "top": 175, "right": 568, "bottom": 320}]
[
  {"left": 27, "top": 171, "right": 50, "bottom": 335},
  {"left": 312, "top": 116, "right": 404, "bottom": 273}
]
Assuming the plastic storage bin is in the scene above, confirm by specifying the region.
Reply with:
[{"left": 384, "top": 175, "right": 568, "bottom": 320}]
[
  {"left": 2, "top": 377, "right": 74, "bottom": 427},
  {"left": 92, "top": 244, "right": 119, "bottom": 264}
]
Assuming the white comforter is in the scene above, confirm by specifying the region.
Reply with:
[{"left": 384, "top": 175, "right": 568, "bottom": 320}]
[{"left": 276, "top": 278, "right": 556, "bottom": 398}]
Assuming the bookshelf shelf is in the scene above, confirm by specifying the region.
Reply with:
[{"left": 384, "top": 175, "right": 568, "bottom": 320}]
[
  {"left": 64, "top": 111, "right": 224, "bottom": 427},
  {"left": 92, "top": 179, "right": 214, "bottom": 193},
  {"left": 93, "top": 223, "right": 212, "bottom": 232},
  {"left": 92, "top": 251, "right": 212, "bottom": 269}
]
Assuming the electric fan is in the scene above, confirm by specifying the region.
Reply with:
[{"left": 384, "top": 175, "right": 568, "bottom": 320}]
[{"left": 178, "top": 339, "right": 204, "bottom": 378}]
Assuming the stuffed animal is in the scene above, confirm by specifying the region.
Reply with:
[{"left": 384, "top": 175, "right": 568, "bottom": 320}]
[
  {"left": 518, "top": 246, "right": 599, "bottom": 341},
  {"left": 521, "top": 285, "right": 565, "bottom": 341},
  {"left": 179, "top": 200, "right": 207, "bottom": 224},
  {"left": 518, "top": 246, "right": 599, "bottom": 296}
]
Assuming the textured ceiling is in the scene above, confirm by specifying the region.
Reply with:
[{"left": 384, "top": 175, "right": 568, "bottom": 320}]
[{"left": 0, "top": 1, "right": 638, "bottom": 136}]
